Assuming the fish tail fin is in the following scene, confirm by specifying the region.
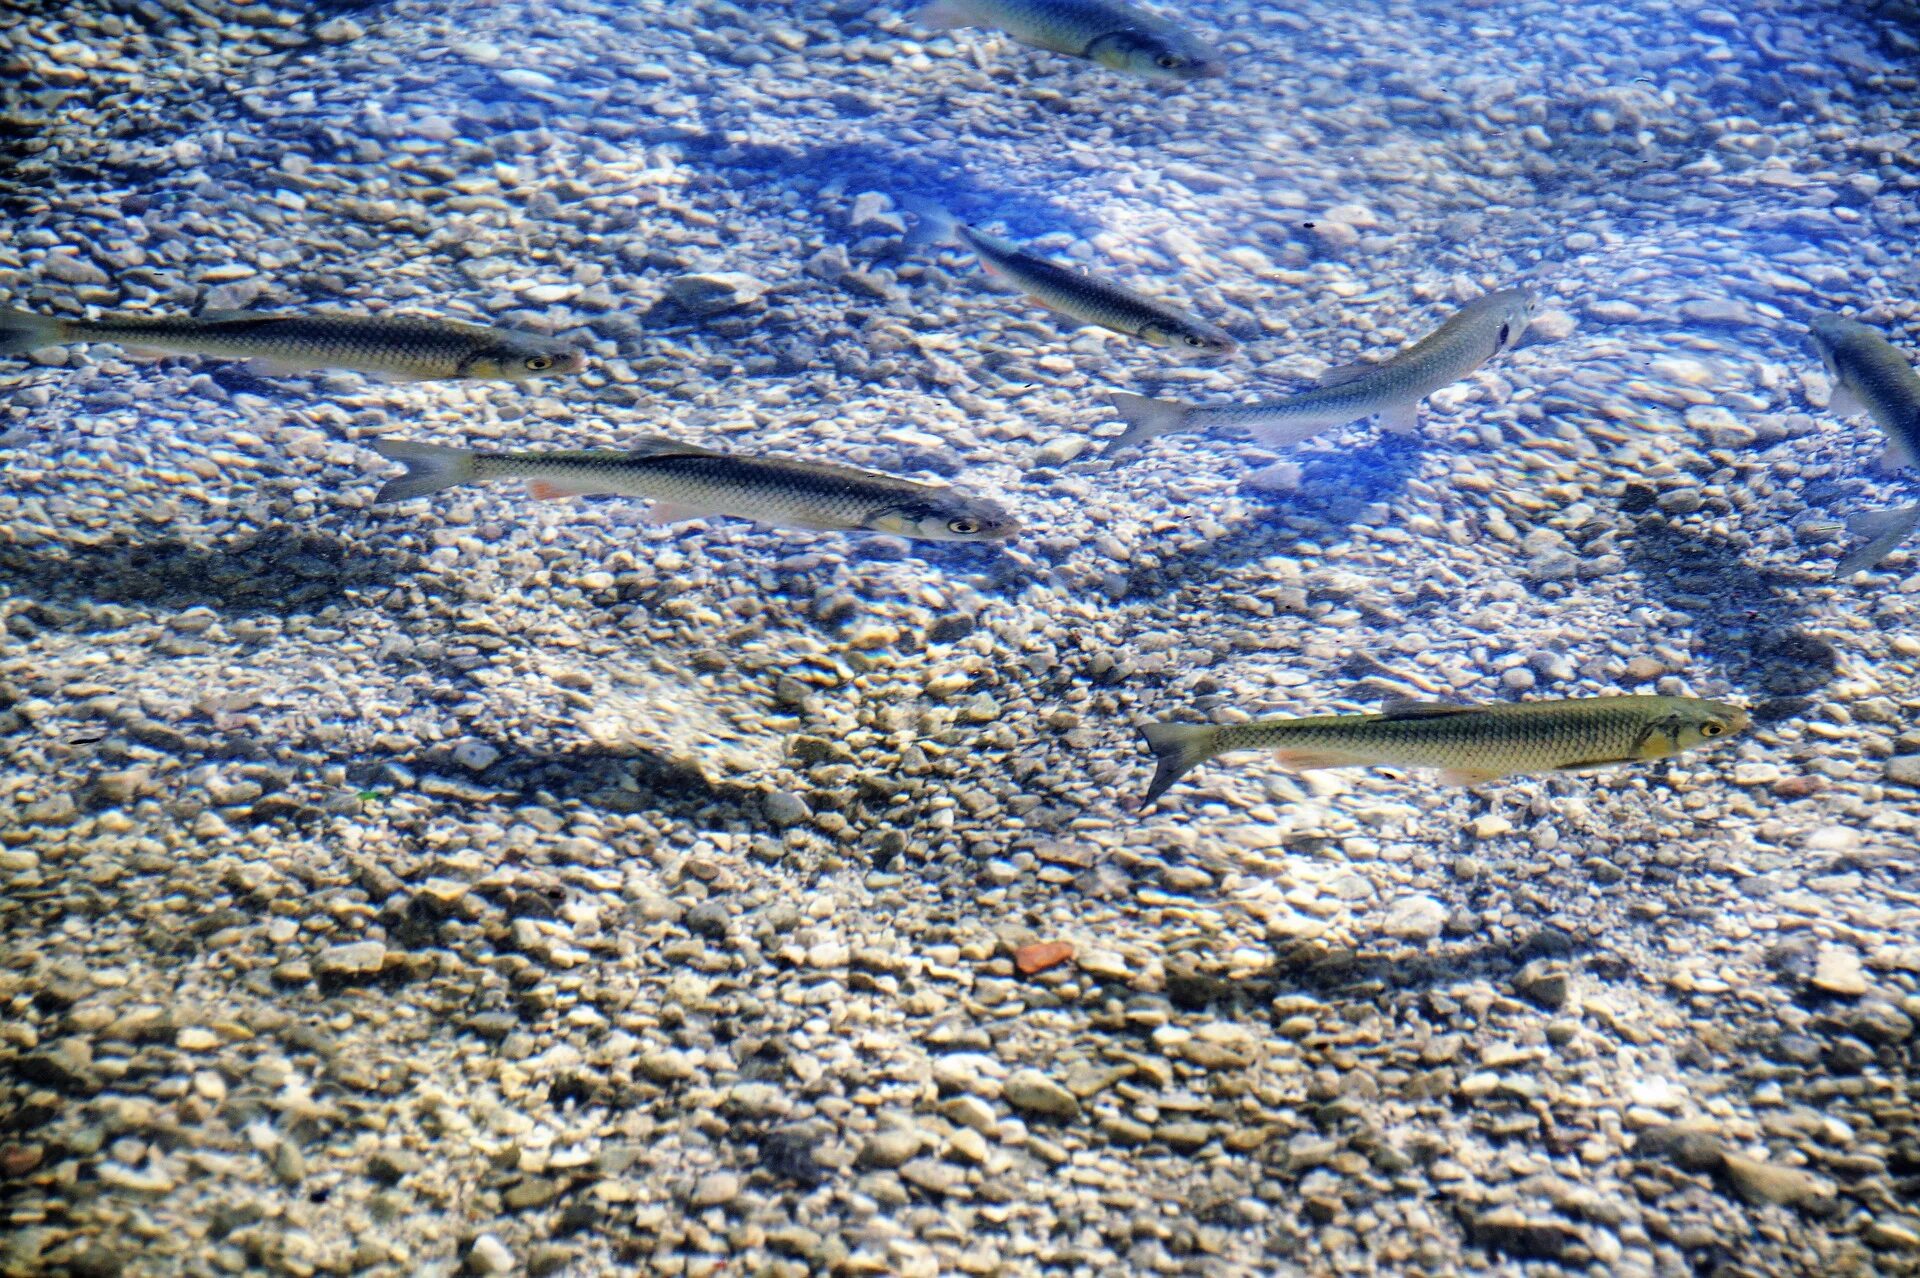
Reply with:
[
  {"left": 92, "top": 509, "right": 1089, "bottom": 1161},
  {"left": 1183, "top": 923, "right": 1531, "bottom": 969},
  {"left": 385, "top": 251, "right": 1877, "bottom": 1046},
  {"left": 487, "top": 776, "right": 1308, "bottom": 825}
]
[
  {"left": 1835, "top": 504, "right": 1920, "bottom": 578},
  {"left": 0, "top": 308, "right": 64, "bottom": 357},
  {"left": 1140, "top": 721, "right": 1220, "bottom": 805},
  {"left": 372, "top": 439, "right": 479, "bottom": 503},
  {"left": 1102, "top": 391, "right": 1189, "bottom": 458},
  {"left": 900, "top": 195, "right": 961, "bottom": 254}
]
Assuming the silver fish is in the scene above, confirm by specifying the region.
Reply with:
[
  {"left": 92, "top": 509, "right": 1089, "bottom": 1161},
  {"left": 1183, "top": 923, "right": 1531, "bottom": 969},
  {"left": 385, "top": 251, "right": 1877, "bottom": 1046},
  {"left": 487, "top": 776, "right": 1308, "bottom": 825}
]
[
  {"left": 1808, "top": 313, "right": 1920, "bottom": 471},
  {"left": 1101, "top": 288, "right": 1536, "bottom": 458},
  {"left": 0, "top": 307, "right": 585, "bottom": 382},
  {"left": 917, "top": 0, "right": 1223, "bottom": 81},
  {"left": 372, "top": 437, "right": 1020, "bottom": 542},
  {"left": 1834, "top": 504, "right": 1920, "bottom": 579},
  {"left": 950, "top": 223, "right": 1234, "bottom": 352}
]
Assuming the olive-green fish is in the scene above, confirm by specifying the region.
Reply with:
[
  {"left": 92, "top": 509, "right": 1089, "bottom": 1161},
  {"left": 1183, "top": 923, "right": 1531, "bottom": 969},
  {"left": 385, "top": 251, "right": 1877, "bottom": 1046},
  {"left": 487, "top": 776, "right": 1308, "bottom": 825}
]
[
  {"left": 1809, "top": 313, "right": 1920, "bottom": 470},
  {"left": 372, "top": 437, "right": 1020, "bottom": 542},
  {"left": 1102, "top": 287, "right": 1535, "bottom": 458},
  {"left": 917, "top": 0, "right": 1222, "bottom": 81},
  {"left": 1138, "top": 694, "right": 1747, "bottom": 805},
  {"left": 952, "top": 223, "right": 1235, "bottom": 353},
  {"left": 0, "top": 307, "right": 585, "bottom": 382}
]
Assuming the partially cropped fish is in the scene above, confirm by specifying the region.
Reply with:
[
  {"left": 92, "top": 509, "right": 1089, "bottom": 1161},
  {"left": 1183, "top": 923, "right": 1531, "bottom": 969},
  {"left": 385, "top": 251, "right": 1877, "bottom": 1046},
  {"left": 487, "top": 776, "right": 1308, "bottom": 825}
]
[
  {"left": 1101, "top": 287, "right": 1536, "bottom": 458},
  {"left": 372, "top": 437, "right": 1020, "bottom": 541},
  {"left": 1808, "top": 313, "right": 1920, "bottom": 470},
  {"left": 917, "top": 0, "right": 1222, "bottom": 81},
  {"left": 1834, "top": 504, "right": 1920, "bottom": 579},
  {"left": 1137, "top": 694, "right": 1746, "bottom": 805},
  {"left": 0, "top": 307, "right": 585, "bottom": 382}
]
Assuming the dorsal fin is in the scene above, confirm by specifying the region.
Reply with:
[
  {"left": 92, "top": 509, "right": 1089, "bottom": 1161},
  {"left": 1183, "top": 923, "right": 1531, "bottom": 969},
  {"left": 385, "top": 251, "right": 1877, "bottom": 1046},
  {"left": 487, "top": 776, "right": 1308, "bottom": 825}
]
[
  {"left": 1378, "top": 699, "right": 1480, "bottom": 720},
  {"left": 624, "top": 434, "right": 721, "bottom": 460},
  {"left": 1315, "top": 357, "right": 1386, "bottom": 388}
]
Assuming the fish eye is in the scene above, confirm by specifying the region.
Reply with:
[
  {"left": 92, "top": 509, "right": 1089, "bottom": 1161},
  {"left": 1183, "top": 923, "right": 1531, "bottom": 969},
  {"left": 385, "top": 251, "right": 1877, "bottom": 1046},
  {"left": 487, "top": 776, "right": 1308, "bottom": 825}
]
[
  {"left": 525, "top": 355, "right": 554, "bottom": 371},
  {"left": 1155, "top": 54, "right": 1182, "bottom": 69},
  {"left": 948, "top": 517, "right": 982, "bottom": 535},
  {"left": 1184, "top": 335, "right": 1206, "bottom": 347},
  {"left": 1701, "top": 722, "right": 1724, "bottom": 737}
]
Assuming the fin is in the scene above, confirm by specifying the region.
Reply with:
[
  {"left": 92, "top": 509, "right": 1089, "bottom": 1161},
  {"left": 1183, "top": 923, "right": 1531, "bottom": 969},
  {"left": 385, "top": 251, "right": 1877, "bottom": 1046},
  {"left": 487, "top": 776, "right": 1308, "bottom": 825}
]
[
  {"left": 526, "top": 479, "right": 599, "bottom": 501},
  {"left": 1101, "top": 391, "right": 1189, "bottom": 458},
  {"left": 1437, "top": 768, "right": 1505, "bottom": 786},
  {"left": 1314, "top": 357, "right": 1382, "bottom": 389},
  {"left": 1876, "top": 435, "right": 1918, "bottom": 471},
  {"left": 372, "top": 440, "right": 480, "bottom": 503},
  {"left": 643, "top": 500, "right": 719, "bottom": 525},
  {"left": 1827, "top": 383, "right": 1864, "bottom": 418},
  {"left": 915, "top": 0, "right": 978, "bottom": 32},
  {"left": 1140, "top": 722, "right": 1220, "bottom": 805},
  {"left": 624, "top": 435, "right": 721, "bottom": 460},
  {"left": 1268, "top": 748, "right": 1378, "bottom": 772},
  {"left": 1377, "top": 699, "right": 1478, "bottom": 719},
  {"left": 1834, "top": 504, "right": 1920, "bottom": 578},
  {"left": 1376, "top": 399, "right": 1422, "bottom": 435},
  {"left": 900, "top": 197, "right": 961, "bottom": 254},
  {"left": 0, "top": 307, "right": 65, "bottom": 357}
]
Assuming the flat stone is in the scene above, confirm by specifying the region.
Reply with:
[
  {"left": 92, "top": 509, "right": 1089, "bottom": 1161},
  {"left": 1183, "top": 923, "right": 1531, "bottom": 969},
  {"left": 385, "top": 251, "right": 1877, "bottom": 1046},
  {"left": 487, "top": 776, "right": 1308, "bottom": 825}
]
[
  {"left": 316, "top": 940, "right": 386, "bottom": 978},
  {"left": 1812, "top": 947, "right": 1868, "bottom": 996},
  {"left": 1384, "top": 894, "right": 1446, "bottom": 942},
  {"left": 689, "top": 1171, "right": 740, "bottom": 1208},
  {"left": 1721, "top": 1154, "right": 1832, "bottom": 1209},
  {"left": 1003, "top": 1069, "right": 1079, "bottom": 1121}
]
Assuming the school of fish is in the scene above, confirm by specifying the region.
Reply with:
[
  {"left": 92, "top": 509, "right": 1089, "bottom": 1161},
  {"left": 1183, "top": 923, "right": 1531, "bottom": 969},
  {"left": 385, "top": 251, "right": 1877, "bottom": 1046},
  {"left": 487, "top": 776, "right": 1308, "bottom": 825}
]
[{"left": 3, "top": 0, "right": 1913, "bottom": 810}]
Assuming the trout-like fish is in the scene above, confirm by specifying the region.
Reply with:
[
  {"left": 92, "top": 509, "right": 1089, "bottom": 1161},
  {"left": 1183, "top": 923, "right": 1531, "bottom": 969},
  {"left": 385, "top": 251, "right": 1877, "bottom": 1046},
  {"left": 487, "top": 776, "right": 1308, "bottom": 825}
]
[
  {"left": 1102, "top": 288, "right": 1535, "bottom": 458},
  {"left": 0, "top": 307, "right": 586, "bottom": 382},
  {"left": 1809, "top": 313, "right": 1920, "bottom": 470},
  {"left": 373, "top": 437, "right": 1020, "bottom": 542},
  {"left": 1138, "top": 694, "right": 1747, "bottom": 805},
  {"left": 952, "top": 223, "right": 1235, "bottom": 353},
  {"left": 918, "top": 0, "right": 1222, "bottom": 81},
  {"left": 1810, "top": 314, "right": 1920, "bottom": 575}
]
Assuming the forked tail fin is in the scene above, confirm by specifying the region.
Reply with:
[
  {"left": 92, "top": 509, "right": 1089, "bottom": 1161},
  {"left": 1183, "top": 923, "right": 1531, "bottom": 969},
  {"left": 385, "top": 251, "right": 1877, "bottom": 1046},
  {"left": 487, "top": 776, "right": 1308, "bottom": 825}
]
[
  {"left": 1101, "top": 391, "right": 1189, "bottom": 459},
  {"left": 372, "top": 439, "right": 480, "bottom": 503},
  {"left": 1834, "top": 504, "right": 1920, "bottom": 578},
  {"left": 1139, "top": 721, "right": 1220, "bottom": 805}
]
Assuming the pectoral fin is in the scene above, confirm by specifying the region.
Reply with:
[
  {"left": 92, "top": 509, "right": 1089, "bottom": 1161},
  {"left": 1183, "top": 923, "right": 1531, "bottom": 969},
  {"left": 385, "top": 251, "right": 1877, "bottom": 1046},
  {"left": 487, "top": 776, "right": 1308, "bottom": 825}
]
[
  {"left": 916, "top": 0, "right": 979, "bottom": 30},
  {"left": 1827, "top": 383, "right": 1864, "bottom": 418},
  {"left": 1376, "top": 399, "right": 1422, "bottom": 435},
  {"left": 1876, "top": 435, "right": 1918, "bottom": 471}
]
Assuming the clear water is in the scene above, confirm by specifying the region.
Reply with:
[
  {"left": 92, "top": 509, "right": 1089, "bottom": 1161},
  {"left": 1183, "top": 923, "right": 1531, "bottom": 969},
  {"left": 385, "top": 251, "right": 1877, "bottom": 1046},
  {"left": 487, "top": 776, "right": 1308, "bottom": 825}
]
[{"left": 4, "top": 1, "right": 1919, "bottom": 1275}]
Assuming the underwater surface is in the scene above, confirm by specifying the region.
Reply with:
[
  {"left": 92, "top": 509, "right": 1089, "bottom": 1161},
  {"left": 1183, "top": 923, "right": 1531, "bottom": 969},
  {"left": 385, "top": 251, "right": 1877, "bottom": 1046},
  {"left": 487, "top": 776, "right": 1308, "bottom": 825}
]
[{"left": 2, "top": 0, "right": 1919, "bottom": 1273}]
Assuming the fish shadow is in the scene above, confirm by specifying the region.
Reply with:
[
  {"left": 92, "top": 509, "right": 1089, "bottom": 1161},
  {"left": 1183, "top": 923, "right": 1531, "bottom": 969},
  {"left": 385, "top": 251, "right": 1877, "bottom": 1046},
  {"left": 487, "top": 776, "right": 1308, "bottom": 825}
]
[
  {"left": 1125, "top": 432, "right": 1427, "bottom": 595},
  {"left": 0, "top": 526, "right": 424, "bottom": 618},
  {"left": 1623, "top": 516, "right": 1836, "bottom": 697}
]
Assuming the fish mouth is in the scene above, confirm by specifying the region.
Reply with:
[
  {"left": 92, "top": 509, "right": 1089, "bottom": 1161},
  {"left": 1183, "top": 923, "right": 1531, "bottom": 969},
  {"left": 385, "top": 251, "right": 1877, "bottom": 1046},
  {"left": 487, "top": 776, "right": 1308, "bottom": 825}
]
[{"left": 554, "top": 350, "right": 589, "bottom": 374}]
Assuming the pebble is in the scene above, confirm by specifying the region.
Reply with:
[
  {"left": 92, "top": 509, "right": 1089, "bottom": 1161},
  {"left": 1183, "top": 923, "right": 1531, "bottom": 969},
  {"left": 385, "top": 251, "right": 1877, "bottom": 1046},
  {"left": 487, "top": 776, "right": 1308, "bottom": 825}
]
[
  {"left": 1002, "top": 1070, "right": 1079, "bottom": 1121},
  {"left": 667, "top": 272, "right": 772, "bottom": 314},
  {"left": 1383, "top": 895, "right": 1447, "bottom": 942},
  {"left": 1811, "top": 947, "right": 1868, "bottom": 997},
  {"left": 315, "top": 940, "right": 386, "bottom": 979},
  {"left": 467, "top": 1233, "right": 515, "bottom": 1275},
  {"left": 689, "top": 1171, "right": 741, "bottom": 1208},
  {"left": 1721, "top": 1154, "right": 1832, "bottom": 1210}
]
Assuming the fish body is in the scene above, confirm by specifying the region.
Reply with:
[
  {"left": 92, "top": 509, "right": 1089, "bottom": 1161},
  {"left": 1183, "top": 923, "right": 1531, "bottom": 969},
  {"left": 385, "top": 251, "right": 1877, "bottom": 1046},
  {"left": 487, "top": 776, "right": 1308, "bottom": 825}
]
[
  {"left": 954, "top": 224, "right": 1235, "bottom": 353},
  {"left": 1138, "top": 694, "right": 1747, "bottom": 805},
  {"left": 373, "top": 437, "right": 1019, "bottom": 542},
  {"left": 0, "top": 307, "right": 585, "bottom": 382},
  {"left": 1834, "top": 503, "right": 1920, "bottom": 578},
  {"left": 1808, "top": 314, "right": 1920, "bottom": 470},
  {"left": 918, "top": 0, "right": 1222, "bottom": 80},
  {"left": 1102, "top": 287, "right": 1536, "bottom": 458}
]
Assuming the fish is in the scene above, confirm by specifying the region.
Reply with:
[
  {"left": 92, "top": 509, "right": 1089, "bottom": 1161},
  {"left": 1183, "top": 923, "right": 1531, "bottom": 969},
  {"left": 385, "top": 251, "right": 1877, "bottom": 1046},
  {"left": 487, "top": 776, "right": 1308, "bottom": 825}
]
[
  {"left": 1807, "top": 313, "right": 1920, "bottom": 472},
  {"left": 1100, "top": 287, "right": 1536, "bottom": 458},
  {"left": 0, "top": 307, "right": 586, "bottom": 382},
  {"left": 1833, "top": 504, "right": 1920, "bottom": 579},
  {"left": 371, "top": 437, "right": 1021, "bottom": 541},
  {"left": 1137, "top": 694, "right": 1747, "bottom": 805},
  {"left": 932, "top": 217, "right": 1236, "bottom": 353},
  {"left": 917, "top": 0, "right": 1222, "bottom": 81}
]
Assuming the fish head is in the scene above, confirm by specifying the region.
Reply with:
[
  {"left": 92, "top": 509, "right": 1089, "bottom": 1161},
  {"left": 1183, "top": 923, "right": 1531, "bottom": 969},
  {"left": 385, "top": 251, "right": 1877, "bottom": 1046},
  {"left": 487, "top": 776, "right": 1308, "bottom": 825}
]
[
  {"left": 1641, "top": 698, "right": 1750, "bottom": 758},
  {"left": 1087, "top": 30, "right": 1224, "bottom": 82},
  {"left": 867, "top": 491, "right": 1020, "bottom": 541},
  {"left": 466, "top": 333, "right": 589, "bottom": 380},
  {"left": 1806, "top": 313, "right": 1862, "bottom": 381},
  {"left": 1486, "top": 288, "right": 1537, "bottom": 356},
  {"left": 1141, "top": 318, "right": 1238, "bottom": 356}
]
